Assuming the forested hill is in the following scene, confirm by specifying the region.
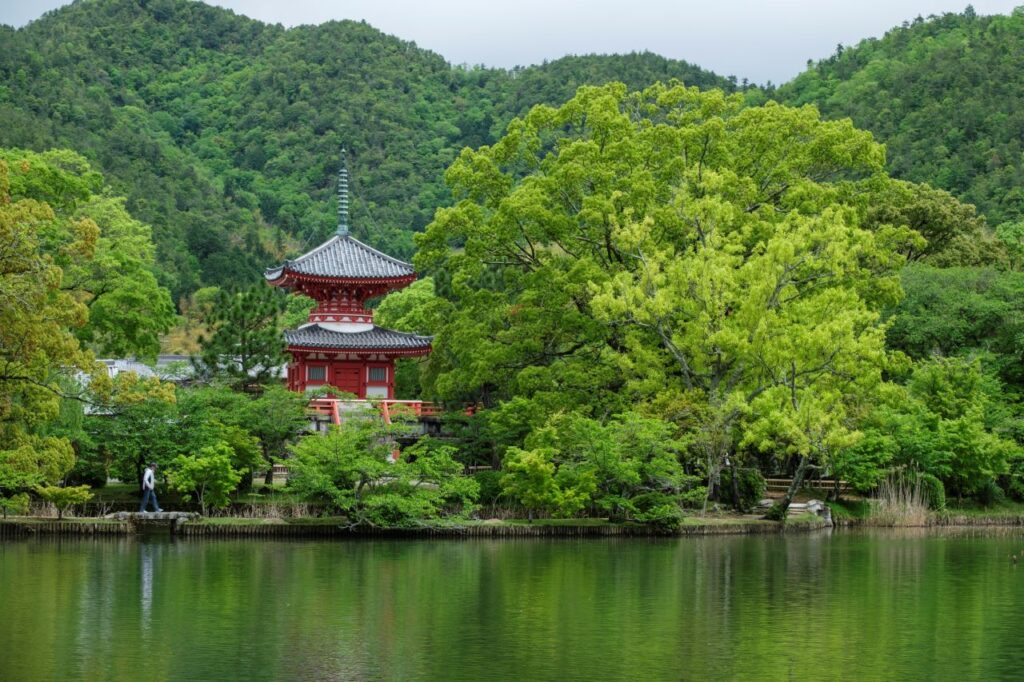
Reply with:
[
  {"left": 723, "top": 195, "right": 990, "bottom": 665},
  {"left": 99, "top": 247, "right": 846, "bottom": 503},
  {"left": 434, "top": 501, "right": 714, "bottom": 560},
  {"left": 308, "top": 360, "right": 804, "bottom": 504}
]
[
  {"left": 778, "top": 7, "right": 1024, "bottom": 226},
  {"left": 6, "top": 1, "right": 1024, "bottom": 304},
  {"left": 0, "top": 0, "right": 732, "bottom": 302}
]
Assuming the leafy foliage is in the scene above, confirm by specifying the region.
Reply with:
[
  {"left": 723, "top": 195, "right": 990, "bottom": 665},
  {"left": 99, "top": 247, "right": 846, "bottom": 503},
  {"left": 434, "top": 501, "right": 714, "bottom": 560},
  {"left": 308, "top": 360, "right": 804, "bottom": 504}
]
[
  {"left": 779, "top": 9, "right": 1024, "bottom": 225},
  {"left": 0, "top": 0, "right": 736, "bottom": 302},
  {"left": 167, "top": 443, "right": 243, "bottom": 515},
  {"left": 35, "top": 484, "right": 93, "bottom": 519},
  {"left": 287, "top": 415, "right": 479, "bottom": 527},
  {"left": 420, "top": 82, "right": 905, "bottom": 514},
  {"left": 194, "top": 286, "right": 288, "bottom": 391}
]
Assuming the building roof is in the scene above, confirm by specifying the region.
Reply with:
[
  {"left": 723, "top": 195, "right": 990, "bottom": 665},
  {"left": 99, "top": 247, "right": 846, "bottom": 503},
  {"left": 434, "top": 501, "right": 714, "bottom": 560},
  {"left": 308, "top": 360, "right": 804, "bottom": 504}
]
[
  {"left": 285, "top": 325, "right": 432, "bottom": 353},
  {"left": 265, "top": 235, "right": 415, "bottom": 283}
]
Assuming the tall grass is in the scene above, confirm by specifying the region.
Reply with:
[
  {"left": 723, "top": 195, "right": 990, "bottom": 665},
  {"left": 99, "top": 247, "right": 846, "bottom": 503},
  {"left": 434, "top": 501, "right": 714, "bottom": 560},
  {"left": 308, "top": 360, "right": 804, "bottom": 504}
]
[{"left": 870, "top": 475, "right": 931, "bottom": 526}]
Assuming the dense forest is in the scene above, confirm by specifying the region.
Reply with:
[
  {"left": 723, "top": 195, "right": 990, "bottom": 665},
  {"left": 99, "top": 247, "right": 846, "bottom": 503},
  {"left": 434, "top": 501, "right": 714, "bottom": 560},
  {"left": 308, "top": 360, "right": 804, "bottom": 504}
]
[
  {"left": 778, "top": 6, "right": 1024, "bottom": 226},
  {"left": 5, "top": 1, "right": 1022, "bottom": 303},
  {"left": 0, "top": 0, "right": 732, "bottom": 301}
]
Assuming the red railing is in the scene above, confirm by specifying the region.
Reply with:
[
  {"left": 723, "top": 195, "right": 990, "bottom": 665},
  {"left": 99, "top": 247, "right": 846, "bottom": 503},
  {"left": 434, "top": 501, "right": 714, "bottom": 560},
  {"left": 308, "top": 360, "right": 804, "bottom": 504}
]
[{"left": 307, "top": 398, "right": 448, "bottom": 425}]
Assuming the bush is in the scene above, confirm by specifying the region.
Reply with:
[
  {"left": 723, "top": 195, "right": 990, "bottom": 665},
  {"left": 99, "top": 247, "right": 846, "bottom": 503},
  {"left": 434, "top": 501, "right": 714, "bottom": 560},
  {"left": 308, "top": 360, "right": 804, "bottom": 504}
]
[
  {"left": 630, "top": 492, "right": 684, "bottom": 531},
  {"left": 978, "top": 479, "right": 1006, "bottom": 507},
  {"left": 719, "top": 467, "right": 766, "bottom": 510},
  {"left": 473, "top": 470, "right": 504, "bottom": 505},
  {"left": 0, "top": 493, "right": 30, "bottom": 518},
  {"left": 35, "top": 485, "right": 93, "bottom": 519},
  {"left": 167, "top": 443, "right": 243, "bottom": 515},
  {"left": 1003, "top": 473, "right": 1024, "bottom": 502},
  {"left": 67, "top": 458, "right": 107, "bottom": 489},
  {"left": 916, "top": 472, "right": 946, "bottom": 510}
]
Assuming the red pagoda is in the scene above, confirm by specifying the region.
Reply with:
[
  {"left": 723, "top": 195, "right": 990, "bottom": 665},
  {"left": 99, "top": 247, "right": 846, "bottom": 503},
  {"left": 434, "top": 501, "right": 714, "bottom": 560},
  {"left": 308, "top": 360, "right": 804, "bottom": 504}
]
[{"left": 265, "top": 150, "right": 432, "bottom": 398}]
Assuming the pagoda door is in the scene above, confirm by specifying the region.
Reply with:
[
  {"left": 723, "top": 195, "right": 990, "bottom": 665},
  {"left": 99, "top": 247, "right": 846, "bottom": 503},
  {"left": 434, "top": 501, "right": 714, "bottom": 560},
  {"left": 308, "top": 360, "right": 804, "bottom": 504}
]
[{"left": 332, "top": 366, "right": 362, "bottom": 398}]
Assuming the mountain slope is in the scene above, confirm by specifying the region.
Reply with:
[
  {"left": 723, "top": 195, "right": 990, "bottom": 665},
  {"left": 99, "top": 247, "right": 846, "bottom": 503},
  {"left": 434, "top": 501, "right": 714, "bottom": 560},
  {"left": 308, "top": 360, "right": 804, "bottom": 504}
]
[
  {"left": 779, "top": 8, "right": 1024, "bottom": 225},
  {"left": 0, "top": 0, "right": 734, "bottom": 301}
]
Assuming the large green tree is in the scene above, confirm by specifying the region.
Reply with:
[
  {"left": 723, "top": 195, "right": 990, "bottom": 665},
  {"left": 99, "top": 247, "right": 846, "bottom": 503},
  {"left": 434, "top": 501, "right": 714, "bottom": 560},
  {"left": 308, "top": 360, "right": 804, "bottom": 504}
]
[
  {"left": 1, "top": 148, "right": 175, "bottom": 359},
  {"left": 418, "top": 82, "right": 908, "bottom": 515},
  {"left": 0, "top": 154, "right": 102, "bottom": 497}
]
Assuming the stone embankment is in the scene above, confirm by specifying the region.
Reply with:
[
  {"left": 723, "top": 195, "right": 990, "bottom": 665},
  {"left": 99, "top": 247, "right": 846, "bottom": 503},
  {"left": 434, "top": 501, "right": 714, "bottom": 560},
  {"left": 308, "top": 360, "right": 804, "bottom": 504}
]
[{"left": 0, "top": 516, "right": 832, "bottom": 539}]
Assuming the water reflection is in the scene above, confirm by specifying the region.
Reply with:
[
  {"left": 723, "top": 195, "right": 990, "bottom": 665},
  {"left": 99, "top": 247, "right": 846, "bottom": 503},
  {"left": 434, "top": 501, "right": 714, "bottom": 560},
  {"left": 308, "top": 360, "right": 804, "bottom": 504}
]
[
  {"left": 2, "top": 532, "right": 1024, "bottom": 680},
  {"left": 140, "top": 541, "right": 153, "bottom": 631}
]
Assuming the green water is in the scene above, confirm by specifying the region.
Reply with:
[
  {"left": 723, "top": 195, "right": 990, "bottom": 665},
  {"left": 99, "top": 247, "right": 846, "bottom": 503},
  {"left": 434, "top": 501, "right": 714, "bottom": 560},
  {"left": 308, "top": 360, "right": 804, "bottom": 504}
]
[{"left": 2, "top": 531, "right": 1024, "bottom": 681}]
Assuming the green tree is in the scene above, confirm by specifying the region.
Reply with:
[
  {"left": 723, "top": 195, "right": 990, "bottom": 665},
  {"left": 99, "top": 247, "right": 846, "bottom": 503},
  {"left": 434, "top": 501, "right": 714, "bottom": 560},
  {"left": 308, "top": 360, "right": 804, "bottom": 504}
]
[
  {"left": 0, "top": 156, "right": 102, "bottom": 496},
  {"left": 1, "top": 148, "right": 175, "bottom": 359},
  {"left": 420, "top": 83, "right": 904, "bottom": 515},
  {"left": 500, "top": 447, "right": 572, "bottom": 521},
  {"left": 87, "top": 373, "right": 178, "bottom": 489},
  {"left": 996, "top": 221, "right": 1024, "bottom": 270},
  {"left": 168, "top": 443, "right": 243, "bottom": 515},
  {"left": 886, "top": 266, "right": 1024, "bottom": 391},
  {"left": 374, "top": 277, "right": 451, "bottom": 399},
  {"left": 525, "top": 412, "right": 702, "bottom": 525},
  {"left": 0, "top": 493, "right": 29, "bottom": 519},
  {"left": 856, "top": 178, "right": 1001, "bottom": 265},
  {"left": 288, "top": 413, "right": 478, "bottom": 526},
  {"left": 243, "top": 386, "right": 311, "bottom": 485},
  {"left": 35, "top": 484, "right": 93, "bottom": 520},
  {"left": 194, "top": 285, "right": 288, "bottom": 392}
]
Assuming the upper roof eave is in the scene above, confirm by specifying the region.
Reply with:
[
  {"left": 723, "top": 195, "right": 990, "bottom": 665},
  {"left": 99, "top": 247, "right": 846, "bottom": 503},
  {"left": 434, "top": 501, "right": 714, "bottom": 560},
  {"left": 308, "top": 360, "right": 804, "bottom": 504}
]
[{"left": 264, "top": 234, "right": 416, "bottom": 281}]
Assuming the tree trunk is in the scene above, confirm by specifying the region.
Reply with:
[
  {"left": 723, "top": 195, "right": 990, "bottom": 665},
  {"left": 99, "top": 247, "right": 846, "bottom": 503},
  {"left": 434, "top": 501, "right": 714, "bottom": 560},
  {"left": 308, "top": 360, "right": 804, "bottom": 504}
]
[
  {"left": 730, "top": 460, "right": 743, "bottom": 512},
  {"left": 828, "top": 477, "right": 842, "bottom": 502},
  {"left": 767, "top": 454, "right": 811, "bottom": 522},
  {"left": 263, "top": 464, "right": 275, "bottom": 487}
]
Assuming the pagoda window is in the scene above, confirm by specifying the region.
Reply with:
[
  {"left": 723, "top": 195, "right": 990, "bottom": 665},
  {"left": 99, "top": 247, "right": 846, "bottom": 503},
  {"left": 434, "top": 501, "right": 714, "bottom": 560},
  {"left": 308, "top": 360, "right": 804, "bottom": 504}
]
[
  {"left": 368, "top": 367, "right": 387, "bottom": 383},
  {"left": 307, "top": 366, "right": 327, "bottom": 383}
]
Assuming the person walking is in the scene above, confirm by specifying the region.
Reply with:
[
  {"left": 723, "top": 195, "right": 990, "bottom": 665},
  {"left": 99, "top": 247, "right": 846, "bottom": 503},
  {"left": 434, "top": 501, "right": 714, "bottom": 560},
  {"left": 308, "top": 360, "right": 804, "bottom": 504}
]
[{"left": 139, "top": 462, "right": 163, "bottom": 513}]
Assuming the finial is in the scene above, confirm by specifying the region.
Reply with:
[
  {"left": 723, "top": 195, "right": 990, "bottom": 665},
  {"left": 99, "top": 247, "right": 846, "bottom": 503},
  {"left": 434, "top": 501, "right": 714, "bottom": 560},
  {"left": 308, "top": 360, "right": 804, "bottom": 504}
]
[{"left": 337, "top": 147, "right": 350, "bottom": 236}]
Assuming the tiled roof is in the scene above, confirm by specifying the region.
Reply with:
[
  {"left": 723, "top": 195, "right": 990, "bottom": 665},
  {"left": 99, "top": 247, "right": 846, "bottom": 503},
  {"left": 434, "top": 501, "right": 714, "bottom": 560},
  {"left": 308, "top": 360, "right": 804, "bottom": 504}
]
[
  {"left": 265, "top": 235, "right": 415, "bottom": 281},
  {"left": 285, "top": 325, "right": 432, "bottom": 351}
]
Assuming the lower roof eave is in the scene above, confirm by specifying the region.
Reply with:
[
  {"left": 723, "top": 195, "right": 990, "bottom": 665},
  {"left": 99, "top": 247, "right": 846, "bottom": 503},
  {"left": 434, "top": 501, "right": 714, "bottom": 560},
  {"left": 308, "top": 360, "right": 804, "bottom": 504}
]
[{"left": 285, "top": 345, "right": 432, "bottom": 357}]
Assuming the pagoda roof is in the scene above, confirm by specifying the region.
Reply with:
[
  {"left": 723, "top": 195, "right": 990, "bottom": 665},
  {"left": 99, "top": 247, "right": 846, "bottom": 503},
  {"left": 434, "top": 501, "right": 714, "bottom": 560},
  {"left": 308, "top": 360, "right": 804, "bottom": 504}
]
[
  {"left": 285, "top": 324, "right": 432, "bottom": 354},
  {"left": 265, "top": 235, "right": 415, "bottom": 283}
]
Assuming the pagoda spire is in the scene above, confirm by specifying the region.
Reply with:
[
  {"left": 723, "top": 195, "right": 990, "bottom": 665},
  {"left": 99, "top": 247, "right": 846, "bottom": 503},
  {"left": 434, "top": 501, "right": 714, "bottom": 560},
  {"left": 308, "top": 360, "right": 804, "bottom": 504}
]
[{"left": 337, "top": 148, "right": 350, "bottom": 236}]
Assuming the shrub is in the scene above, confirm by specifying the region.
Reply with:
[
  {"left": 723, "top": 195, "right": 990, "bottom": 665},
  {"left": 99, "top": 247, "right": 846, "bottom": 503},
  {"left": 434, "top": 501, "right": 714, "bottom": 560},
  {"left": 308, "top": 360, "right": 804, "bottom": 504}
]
[
  {"left": 0, "top": 493, "right": 29, "bottom": 518},
  {"left": 719, "top": 467, "right": 766, "bottom": 511},
  {"left": 168, "top": 443, "right": 243, "bottom": 515},
  {"left": 473, "top": 470, "right": 504, "bottom": 506},
  {"left": 978, "top": 479, "right": 1006, "bottom": 507},
  {"left": 35, "top": 485, "right": 93, "bottom": 519},
  {"left": 630, "top": 492, "right": 684, "bottom": 531},
  {"left": 916, "top": 472, "right": 946, "bottom": 510}
]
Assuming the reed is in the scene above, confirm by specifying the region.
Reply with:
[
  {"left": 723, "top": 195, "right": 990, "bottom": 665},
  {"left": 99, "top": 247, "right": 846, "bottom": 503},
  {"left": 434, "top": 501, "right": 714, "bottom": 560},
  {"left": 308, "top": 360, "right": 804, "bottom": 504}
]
[{"left": 870, "top": 475, "right": 931, "bottom": 526}]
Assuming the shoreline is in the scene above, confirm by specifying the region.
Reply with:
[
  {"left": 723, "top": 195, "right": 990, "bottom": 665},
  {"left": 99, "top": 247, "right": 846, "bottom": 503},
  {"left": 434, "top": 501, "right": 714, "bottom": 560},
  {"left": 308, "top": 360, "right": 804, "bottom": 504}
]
[
  {"left": 6, "top": 513, "right": 1024, "bottom": 540},
  {"left": 0, "top": 515, "right": 830, "bottom": 539}
]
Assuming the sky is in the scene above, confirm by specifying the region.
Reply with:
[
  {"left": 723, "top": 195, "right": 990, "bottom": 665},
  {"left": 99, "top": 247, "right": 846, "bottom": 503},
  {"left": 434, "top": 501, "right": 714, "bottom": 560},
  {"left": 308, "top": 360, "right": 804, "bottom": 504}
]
[{"left": 2, "top": 0, "right": 1020, "bottom": 83}]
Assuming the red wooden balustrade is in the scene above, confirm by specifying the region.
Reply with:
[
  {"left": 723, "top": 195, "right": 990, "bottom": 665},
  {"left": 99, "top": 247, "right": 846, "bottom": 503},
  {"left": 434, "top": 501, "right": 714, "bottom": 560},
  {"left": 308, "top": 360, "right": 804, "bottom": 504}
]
[{"left": 307, "top": 398, "right": 464, "bottom": 425}]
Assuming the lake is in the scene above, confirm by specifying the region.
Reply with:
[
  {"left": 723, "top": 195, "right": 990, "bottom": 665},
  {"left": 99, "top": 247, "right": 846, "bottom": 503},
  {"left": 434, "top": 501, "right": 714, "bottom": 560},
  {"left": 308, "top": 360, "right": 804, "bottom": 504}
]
[{"left": 2, "top": 530, "right": 1023, "bottom": 680}]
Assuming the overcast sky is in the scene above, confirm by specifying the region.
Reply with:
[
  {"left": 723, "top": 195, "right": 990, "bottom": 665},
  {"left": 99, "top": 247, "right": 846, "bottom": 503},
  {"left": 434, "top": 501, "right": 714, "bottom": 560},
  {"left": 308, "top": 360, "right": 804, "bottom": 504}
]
[{"left": 2, "top": 0, "right": 1020, "bottom": 83}]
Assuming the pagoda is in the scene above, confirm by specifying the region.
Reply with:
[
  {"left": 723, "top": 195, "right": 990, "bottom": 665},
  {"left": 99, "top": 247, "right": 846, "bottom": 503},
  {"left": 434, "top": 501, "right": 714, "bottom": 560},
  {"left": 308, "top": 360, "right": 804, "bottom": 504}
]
[{"left": 265, "top": 150, "right": 432, "bottom": 398}]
